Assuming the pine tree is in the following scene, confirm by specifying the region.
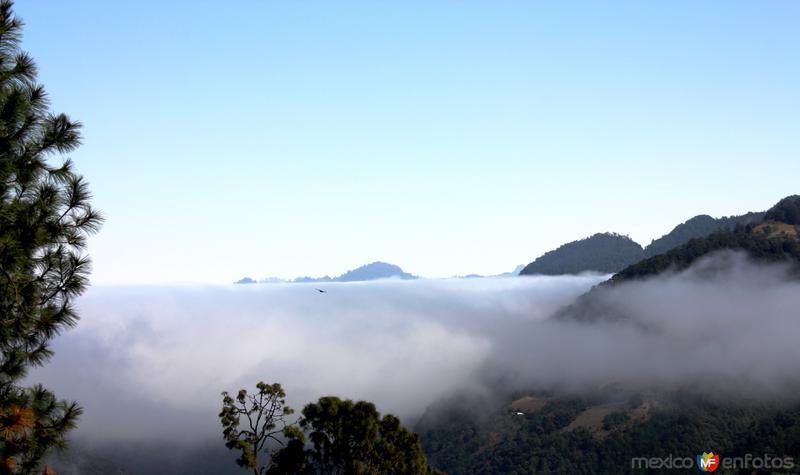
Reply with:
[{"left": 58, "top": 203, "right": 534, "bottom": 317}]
[
  {"left": 270, "top": 396, "right": 443, "bottom": 475},
  {"left": 0, "top": 1, "right": 102, "bottom": 472}
]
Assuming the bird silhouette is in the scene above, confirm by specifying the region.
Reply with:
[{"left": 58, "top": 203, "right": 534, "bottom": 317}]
[{"left": 315, "top": 288, "right": 327, "bottom": 293}]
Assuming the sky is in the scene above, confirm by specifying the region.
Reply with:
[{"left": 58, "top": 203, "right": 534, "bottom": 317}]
[{"left": 14, "top": 1, "right": 800, "bottom": 284}]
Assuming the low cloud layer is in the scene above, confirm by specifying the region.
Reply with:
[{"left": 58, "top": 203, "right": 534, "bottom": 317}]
[
  {"left": 28, "top": 253, "right": 800, "bottom": 455},
  {"left": 29, "top": 273, "right": 602, "bottom": 444},
  {"left": 487, "top": 252, "right": 800, "bottom": 400}
]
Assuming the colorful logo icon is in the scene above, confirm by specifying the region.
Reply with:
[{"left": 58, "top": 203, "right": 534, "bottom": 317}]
[{"left": 697, "top": 452, "right": 720, "bottom": 472}]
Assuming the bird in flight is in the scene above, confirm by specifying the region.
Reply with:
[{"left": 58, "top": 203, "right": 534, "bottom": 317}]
[{"left": 315, "top": 288, "right": 327, "bottom": 293}]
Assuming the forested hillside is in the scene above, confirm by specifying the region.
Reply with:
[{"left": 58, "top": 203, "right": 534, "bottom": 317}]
[
  {"left": 519, "top": 233, "right": 643, "bottom": 275},
  {"left": 613, "top": 197, "right": 800, "bottom": 282},
  {"left": 520, "top": 212, "right": 767, "bottom": 276},
  {"left": 642, "top": 212, "right": 764, "bottom": 258},
  {"left": 422, "top": 196, "right": 800, "bottom": 474},
  {"left": 420, "top": 392, "right": 800, "bottom": 474},
  {"left": 553, "top": 197, "right": 800, "bottom": 324}
]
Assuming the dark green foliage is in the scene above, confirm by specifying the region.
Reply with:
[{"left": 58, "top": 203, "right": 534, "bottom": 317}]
[
  {"left": 219, "top": 382, "right": 296, "bottom": 475},
  {"left": 266, "top": 439, "right": 310, "bottom": 475},
  {"left": 520, "top": 212, "right": 766, "bottom": 277},
  {"left": 520, "top": 233, "right": 643, "bottom": 275},
  {"left": 555, "top": 214, "right": 800, "bottom": 323},
  {"left": 420, "top": 395, "right": 800, "bottom": 475},
  {"left": 0, "top": 385, "right": 82, "bottom": 474},
  {"left": 269, "top": 396, "right": 441, "bottom": 475},
  {"left": 643, "top": 212, "right": 764, "bottom": 258},
  {"left": 601, "top": 411, "right": 629, "bottom": 431},
  {"left": 0, "top": 1, "right": 101, "bottom": 472},
  {"left": 493, "top": 196, "right": 800, "bottom": 473},
  {"left": 612, "top": 225, "right": 800, "bottom": 282},
  {"left": 765, "top": 195, "right": 800, "bottom": 225}
]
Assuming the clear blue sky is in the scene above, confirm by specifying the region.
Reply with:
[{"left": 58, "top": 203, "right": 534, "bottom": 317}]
[{"left": 15, "top": 1, "right": 800, "bottom": 284}]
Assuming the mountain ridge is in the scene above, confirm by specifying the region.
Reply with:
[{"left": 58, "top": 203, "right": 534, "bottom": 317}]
[
  {"left": 520, "top": 233, "right": 643, "bottom": 276},
  {"left": 235, "top": 261, "right": 416, "bottom": 284},
  {"left": 553, "top": 195, "right": 800, "bottom": 324},
  {"left": 420, "top": 195, "right": 800, "bottom": 475},
  {"left": 520, "top": 211, "right": 767, "bottom": 276}
]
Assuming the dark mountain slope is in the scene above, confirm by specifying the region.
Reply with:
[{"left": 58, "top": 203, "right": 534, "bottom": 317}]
[
  {"left": 555, "top": 196, "right": 800, "bottom": 324},
  {"left": 422, "top": 196, "right": 800, "bottom": 475},
  {"left": 764, "top": 194, "right": 800, "bottom": 224},
  {"left": 420, "top": 391, "right": 800, "bottom": 475},
  {"left": 519, "top": 212, "right": 765, "bottom": 277},
  {"left": 520, "top": 233, "right": 643, "bottom": 275},
  {"left": 614, "top": 222, "right": 800, "bottom": 283},
  {"left": 642, "top": 212, "right": 764, "bottom": 258}
]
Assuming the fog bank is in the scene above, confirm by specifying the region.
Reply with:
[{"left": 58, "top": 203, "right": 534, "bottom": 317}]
[
  {"left": 29, "top": 253, "right": 800, "bottom": 462},
  {"left": 488, "top": 252, "right": 800, "bottom": 399},
  {"left": 29, "top": 274, "right": 603, "bottom": 444}
]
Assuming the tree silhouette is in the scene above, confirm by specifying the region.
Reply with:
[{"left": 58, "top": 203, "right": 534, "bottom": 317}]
[
  {"left": 220, "top": 382, "right": 298, "bottom": 475},
  {"left": 269, "top": 396, "right": 442, "bottom": 475},
  {"left": 0, "top": 1, "right": 102, "bottom": 472}
]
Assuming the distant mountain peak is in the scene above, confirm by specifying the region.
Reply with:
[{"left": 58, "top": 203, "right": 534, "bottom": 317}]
[
  {"left": 336, "top": 262, "right": 416, "bottom": 282},
  {"left": 235, "top": 262, "right": 416, "bottom": 284}
]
